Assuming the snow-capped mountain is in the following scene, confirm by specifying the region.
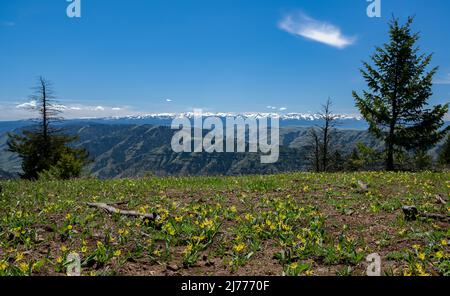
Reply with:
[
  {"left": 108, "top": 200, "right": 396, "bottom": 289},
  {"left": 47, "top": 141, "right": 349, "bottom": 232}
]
[
  {"left": 100, "top": 112, "right": 363, "bottom": 121},
  {"left": 0, "top": 112, "right": 368, "bottom": 134}
]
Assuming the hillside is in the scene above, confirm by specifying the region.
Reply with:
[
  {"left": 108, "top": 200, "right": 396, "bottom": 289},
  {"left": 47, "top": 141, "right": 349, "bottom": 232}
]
[
  {"left": 0, "top": 124, "right": 380, "bottom": 178},
  {"left": 0, "top": 172, "right": 448, "bottom": 276}
]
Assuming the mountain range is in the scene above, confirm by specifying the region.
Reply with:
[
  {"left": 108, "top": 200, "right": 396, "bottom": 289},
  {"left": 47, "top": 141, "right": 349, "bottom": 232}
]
[
  {"left": 0, "top": 112, "right": 369, "bottom": 134},
  {"left": 0, "top": 113, "right": 446, "bottom": 179}
]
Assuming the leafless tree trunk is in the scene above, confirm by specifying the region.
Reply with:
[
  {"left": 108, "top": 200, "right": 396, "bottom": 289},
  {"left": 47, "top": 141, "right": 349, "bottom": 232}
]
[
  {"left": 308, "top": 128, "right": 321, "bottom": 172},
  {"left": 318, "top": 98, "right": 337, "bottom": 172}
]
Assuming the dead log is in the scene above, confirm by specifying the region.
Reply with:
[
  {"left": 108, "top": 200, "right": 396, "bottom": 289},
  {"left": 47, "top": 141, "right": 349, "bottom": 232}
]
[{"left": 86, "top": 202, "right": 158, "bottom": 220}]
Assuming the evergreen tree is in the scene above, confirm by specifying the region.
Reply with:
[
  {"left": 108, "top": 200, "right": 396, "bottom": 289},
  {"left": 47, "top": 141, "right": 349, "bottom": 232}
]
[
  {"left": 330, "top": 149, "right": 345, "bottom": 172},
  {"left": 346, "top": 148, "right": 362, "bottom": 171},
  {"left": 7, "top": 77, "right": 89, "bottom": 179},
  {"left": 353, "top": 17, "right": 449, "bottom": 171}
]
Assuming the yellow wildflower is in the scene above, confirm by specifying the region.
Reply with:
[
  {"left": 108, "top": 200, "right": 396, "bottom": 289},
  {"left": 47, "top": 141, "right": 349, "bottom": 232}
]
[
  {"left": 0, "top": 260, "right": 8, "bottom": 271},
  {"left": 233, "top": 242, "right": 246, "bottom": 253},
  {"left": 183, "top": 243, "right": 193, "bottom": 254},
  {"left": 417, "top": 252, "right": 426, "bottom": 261},
  {"left": 19, "top": 262, "right": 29, "bottom": 273},
  {"left": 15, "top": 252, "right": 24, "bottom": 262},
  {"left": 289, "top": 262, "right": 298, "bottom": 270}
]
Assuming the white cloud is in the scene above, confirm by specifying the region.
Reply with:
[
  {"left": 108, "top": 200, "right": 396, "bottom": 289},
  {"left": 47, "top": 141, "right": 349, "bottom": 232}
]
[
  {"left": 279, "top": 107, "right": 287, "bottom": 111},
  {"left": 1, "top": 101, "right": 142, "bottom": 120},
  {"left": 166, "top": 99, "right": 173, "bottom": 102},
  {"left": 279, "top": 13, "right": 356, "bottom": 49},
  {"left": 16, "top": 100, "right": 37, "bottom": 109},
  {"left": 435, "top": 73, "right": 450, "bottom": 85}
]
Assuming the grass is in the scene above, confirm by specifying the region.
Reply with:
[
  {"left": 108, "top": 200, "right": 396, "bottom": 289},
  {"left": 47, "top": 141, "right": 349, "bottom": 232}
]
[{"left": 0, "top": 172, "right": 449, "bottom": 276}]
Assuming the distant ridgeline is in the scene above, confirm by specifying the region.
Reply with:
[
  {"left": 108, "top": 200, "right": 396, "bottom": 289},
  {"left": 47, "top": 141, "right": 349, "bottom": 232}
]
[
  {"left": 0, "top": 115, "right": 447, "bottom": 179},
  {"left": 0, "top": 112, "right": 370, "bottom": 134}
]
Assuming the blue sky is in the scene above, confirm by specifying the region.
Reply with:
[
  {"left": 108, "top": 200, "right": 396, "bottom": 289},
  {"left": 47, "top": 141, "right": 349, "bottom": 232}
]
[{"left": 1, "top": 0, "right": 449, "bottom": 120}]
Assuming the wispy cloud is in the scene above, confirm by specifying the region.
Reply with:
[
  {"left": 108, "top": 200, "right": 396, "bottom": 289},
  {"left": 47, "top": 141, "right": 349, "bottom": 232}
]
[
  {"left": 166, "top": 99, "right": 173, "bottom": 102},
  {"left": 435, "top": 73, "right": 450, "bottom": 85},
  {"left": 1, "top": 100, "right": 138, "bottom": 120},
  {"left": 16, "top": 100, "right": 37, "bottom": 109},
  {"left": 266, "top": 106, "right": 287, "bottom": 111},
  {"left": 278, "top": 13, "right": 356, "bottom": 49}
]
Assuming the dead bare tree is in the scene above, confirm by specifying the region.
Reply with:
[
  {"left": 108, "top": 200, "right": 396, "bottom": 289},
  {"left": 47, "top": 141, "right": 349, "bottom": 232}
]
[
  {"left": 318, "top": 98, "right": 338, "bottom": 172},
  {"left": 307, "top": 98, "right": 339, "bottom": 172}
]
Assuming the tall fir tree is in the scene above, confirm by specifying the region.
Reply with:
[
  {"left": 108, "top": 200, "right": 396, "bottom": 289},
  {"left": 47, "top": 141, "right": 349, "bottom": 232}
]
[
  {"left": 353, "top": 17, "right": 449, "bottom": 171},
  {"left": 7, "top": 77, "right": 89, "bottom": 179}
]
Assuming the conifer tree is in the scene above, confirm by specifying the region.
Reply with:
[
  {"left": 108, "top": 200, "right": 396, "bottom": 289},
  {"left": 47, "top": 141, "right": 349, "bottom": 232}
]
[
  {"left": 7, "top": 77, "right": 89, "bottom": 179},
  {"left": 353, "top": 17, "right": 449, "bottom": 171}
]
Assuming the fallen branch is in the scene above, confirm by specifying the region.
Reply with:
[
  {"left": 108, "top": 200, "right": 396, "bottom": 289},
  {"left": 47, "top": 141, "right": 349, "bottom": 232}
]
[
  {"left": 420, "top": 213, "right": 449, "bottom": 222},
  {"left": 86, "top": 202, "right": 158, "bottom": 220},
  {"left": 106, "top": 200, "right": 130, "bottom": 206},
  {"left": 435, "top": 194, "right": 447, "bottom": 205}
]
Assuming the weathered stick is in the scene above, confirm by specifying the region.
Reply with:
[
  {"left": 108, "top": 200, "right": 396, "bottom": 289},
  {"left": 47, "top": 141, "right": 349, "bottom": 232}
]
[
  {"left": 106, "top": 200, "right": 130, "bottom": 206},
  {"left": 421, "top": 213, "right": 450, "bottom": 222},
  {"left": 86, "top": 202, "right": 158, "bottom": 220},
  {"left": 435, "top": 195, "right": 447, "bottom": 205}
]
